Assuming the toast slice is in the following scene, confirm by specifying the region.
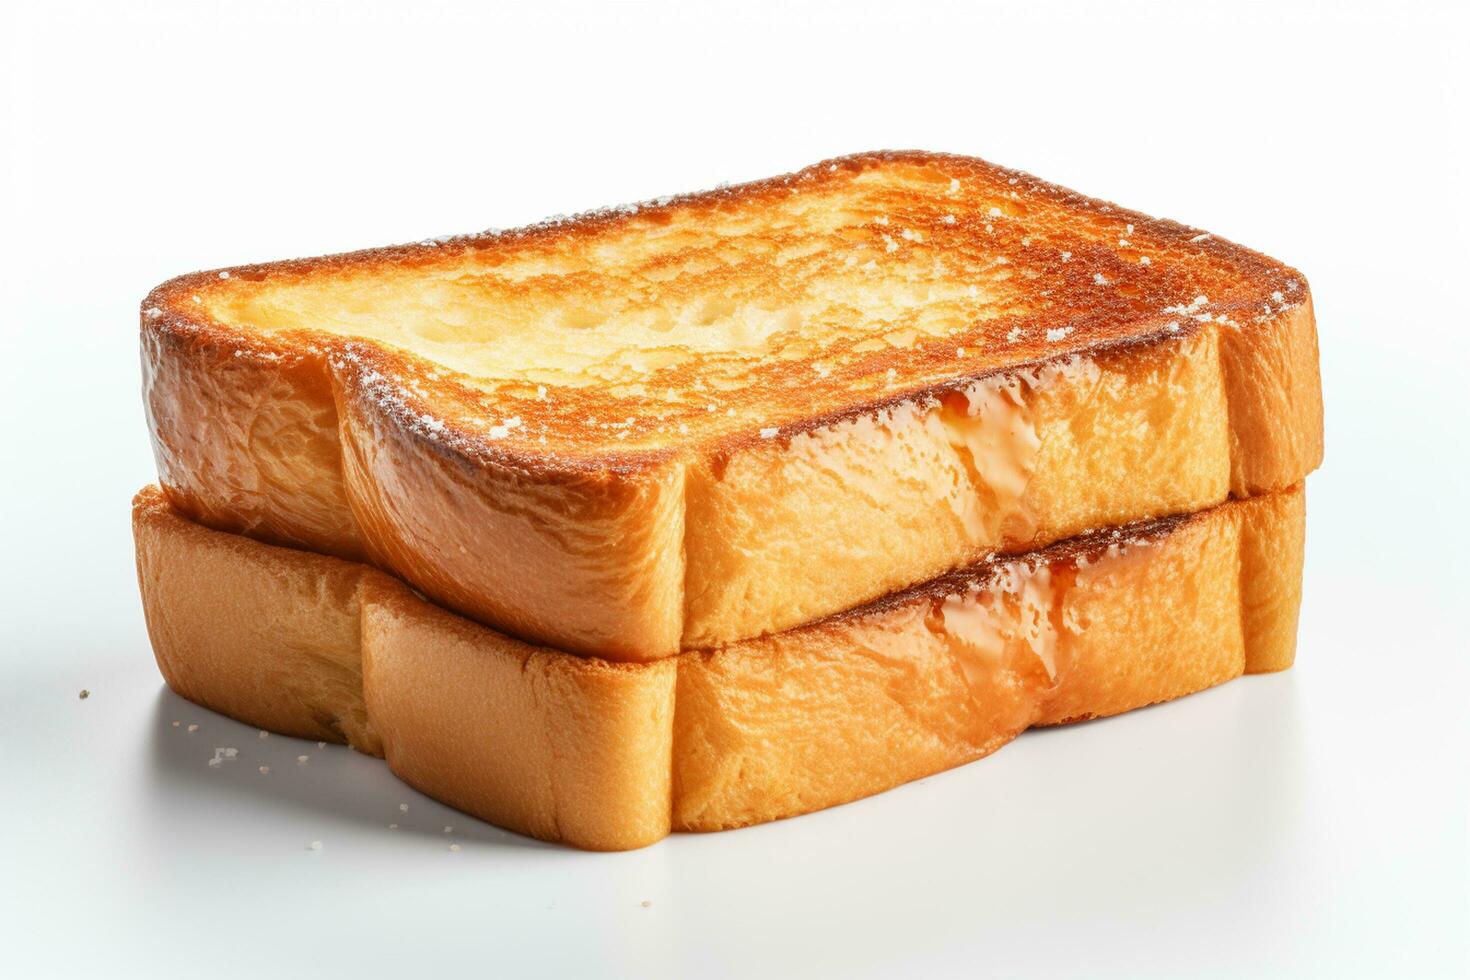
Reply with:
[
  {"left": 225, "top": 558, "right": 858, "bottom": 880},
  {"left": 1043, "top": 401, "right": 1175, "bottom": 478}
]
[
  {"left": 142, "top": 151, "right": 1321, "bottom": 660},
  {"left": 134, "top": 483, "right": 1305, "bottom": 851}
]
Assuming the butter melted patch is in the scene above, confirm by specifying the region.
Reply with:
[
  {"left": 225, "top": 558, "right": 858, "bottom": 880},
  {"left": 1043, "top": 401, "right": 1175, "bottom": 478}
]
[{"left": 941, "top": 563, "right": 1060, "bottom": 686}]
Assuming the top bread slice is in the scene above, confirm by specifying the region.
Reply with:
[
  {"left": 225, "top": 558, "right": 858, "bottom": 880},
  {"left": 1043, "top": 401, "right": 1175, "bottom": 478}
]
[{"left": 141, "top": 150, "right": 1322, "bottom": 661}]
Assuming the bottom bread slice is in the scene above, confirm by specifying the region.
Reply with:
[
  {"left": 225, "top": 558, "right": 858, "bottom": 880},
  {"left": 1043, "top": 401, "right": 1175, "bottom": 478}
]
[{"left": 133, "top": 484, "right": 1305, "bottom": 850}]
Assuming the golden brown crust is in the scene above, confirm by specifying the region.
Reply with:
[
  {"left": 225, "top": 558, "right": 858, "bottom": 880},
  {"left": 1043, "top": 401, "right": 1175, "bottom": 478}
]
[
  {"left": 142, "top": 150, "right": 1312, "bottom": 462},
  {"left": 141, "top": 150, "right": 1322, "bottom": 659},
  {"left": 133, "top": 483, "right": 1305, "bottom": 850},
  {"left": 360, "top": 578, "right": 677, "bottom": 851},
  {"left": 133, "top": 486, "right": 379, "bottom": 751}
]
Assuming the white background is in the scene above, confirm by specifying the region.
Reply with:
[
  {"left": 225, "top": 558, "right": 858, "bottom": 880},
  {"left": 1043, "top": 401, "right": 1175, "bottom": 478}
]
[{"left": 2, "top": 1, "right": 1466, "bottom": 977}]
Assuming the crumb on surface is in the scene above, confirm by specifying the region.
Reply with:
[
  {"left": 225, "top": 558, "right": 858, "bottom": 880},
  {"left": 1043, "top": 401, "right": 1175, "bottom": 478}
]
[
  {"left": 640, "top": 900, "right": 652, "bottom": 908},
  {"left": 307, "top": 840, "right": 322, "bottom": 851},
  {"left": 78, "top": 689, "right": 90, "bottom": 700},
  {"left": 449, "top": 843, "right": 461, "bottom": 853},
  {"left": 399, "top": 803, "right": 409, "bottom": 812},
  {"left": 187, "top": 724, "right": 199, "bottom": 733},
  {"left": 258, "top": 765, "right": 270, "bottom": 775},
  {"left": 297, "top": 755, "right": 309, "bottom": 765}
]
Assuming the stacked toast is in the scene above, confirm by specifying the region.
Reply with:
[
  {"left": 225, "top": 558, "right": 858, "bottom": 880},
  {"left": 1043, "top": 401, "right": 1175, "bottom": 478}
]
[{"left": 134, "top": 151, "right": 1322, "bottom": 849}]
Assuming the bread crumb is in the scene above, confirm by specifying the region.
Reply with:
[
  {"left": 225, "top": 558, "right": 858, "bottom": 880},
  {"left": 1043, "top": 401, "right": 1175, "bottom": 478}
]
[
  {"left": 317, "top": 741, "right": 326, "bottom": 748},
  {"left": 449, "top": 843, "right": 462, "bottom": 853},
  {"left": 297, "top": 755, "right": 309, "bottom": 765},
  {"left": 259, "top": 730, "right": 269, "bottom": 739},
  {"left": 388, "top": 823, "right": 398, "bottom": 830},
  {"left": 444, "top": 826, "right": 454, "bottom": 834},
  {"left": 399, "top": 803, "right": 409, "bottom": 812},
  {"left": 307, "top": 841, "right": 322, "bottom": 851},
  {"left": 640, "top": 900, "right": 652, "bottom": 908},
  {"left": 258, "top": 766, "right": 270, "bottom": 775},
  {"left": 187, "top": 724, "right": 199, "bottom": 733},
  {"left": 171, "top": 720, "right": 180, "bottom": 727},
  {"left": 78, "top": 689, "right": 90, "bottom": 700}
]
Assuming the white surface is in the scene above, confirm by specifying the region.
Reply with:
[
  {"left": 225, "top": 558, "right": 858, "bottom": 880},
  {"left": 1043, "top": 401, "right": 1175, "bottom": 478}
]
[{"left": 2, "top": 1, "right": 1467, "bottom": 977}]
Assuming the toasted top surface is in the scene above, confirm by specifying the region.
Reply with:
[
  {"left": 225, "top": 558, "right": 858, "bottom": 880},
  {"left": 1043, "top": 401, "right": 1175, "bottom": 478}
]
[{"left": 146, "top": 150, "right": 1305, "bottom": 462}]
